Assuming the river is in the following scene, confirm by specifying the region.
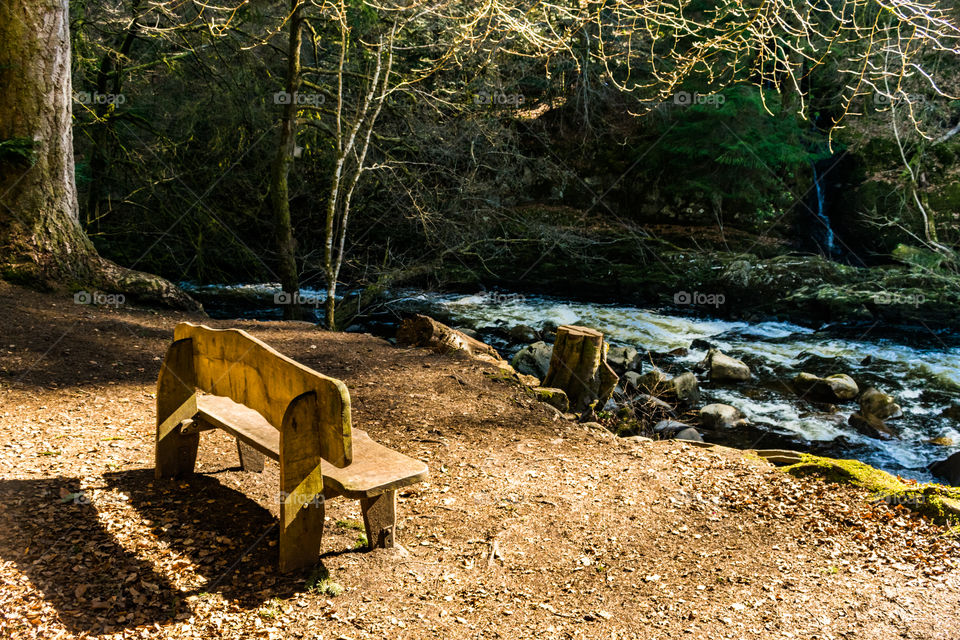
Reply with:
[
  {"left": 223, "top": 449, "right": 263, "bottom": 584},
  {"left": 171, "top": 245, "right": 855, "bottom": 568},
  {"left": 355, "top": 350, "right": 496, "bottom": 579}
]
[{"left": 186, "top": 283, "right": 960, "bottom": 482}]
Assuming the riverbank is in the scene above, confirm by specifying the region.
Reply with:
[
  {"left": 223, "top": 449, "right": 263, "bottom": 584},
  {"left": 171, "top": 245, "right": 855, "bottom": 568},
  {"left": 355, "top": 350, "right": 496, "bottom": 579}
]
[
  {"left": 390, "top": 218, "right": 960, "bottom": 329},
  {"left": 2, "top": 281, "right": 960, "bottom": 639}
]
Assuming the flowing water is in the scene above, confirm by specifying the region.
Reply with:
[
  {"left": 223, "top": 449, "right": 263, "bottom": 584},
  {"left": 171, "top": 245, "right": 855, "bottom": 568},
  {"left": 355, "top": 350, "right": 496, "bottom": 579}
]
[
  {"left": 811, "top": 162, "right": 835, "bottom": 256},
  {"left": 186, "top": 283, "right": 960, "bottom": 482}
]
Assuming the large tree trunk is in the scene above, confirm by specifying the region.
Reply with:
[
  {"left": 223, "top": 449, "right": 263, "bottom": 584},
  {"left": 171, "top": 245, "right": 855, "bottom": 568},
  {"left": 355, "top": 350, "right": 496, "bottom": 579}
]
[
  {"left": 0, "top": 0, "right": 199, "bottom": 310},
  {"left": 270, "top": 0, "right": 304, "bottom": 321},
  {"left": 543, "top": 325, "right": 619, "bottom": 412}
]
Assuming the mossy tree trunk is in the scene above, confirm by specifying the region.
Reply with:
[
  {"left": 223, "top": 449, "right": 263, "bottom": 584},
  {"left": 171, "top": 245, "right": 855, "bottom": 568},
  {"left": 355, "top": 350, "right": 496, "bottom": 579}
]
[{"left": 0, "top": 0, "right": 199, "bottom": 310}]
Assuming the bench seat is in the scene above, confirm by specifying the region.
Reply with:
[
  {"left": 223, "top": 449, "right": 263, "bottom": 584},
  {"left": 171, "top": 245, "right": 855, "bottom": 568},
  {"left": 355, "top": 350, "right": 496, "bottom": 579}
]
[
  {"left": 156, "top": 322, "right": 429, "bottom": 572},
  {"left": 196, "top": 395, "right": 428, "bottom": 499}
]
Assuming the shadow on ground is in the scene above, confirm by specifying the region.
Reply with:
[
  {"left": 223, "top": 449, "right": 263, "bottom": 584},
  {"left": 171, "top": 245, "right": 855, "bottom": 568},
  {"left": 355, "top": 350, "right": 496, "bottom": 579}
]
[{"left": 0, "top": 470, "right": 326, "bottom": 635}]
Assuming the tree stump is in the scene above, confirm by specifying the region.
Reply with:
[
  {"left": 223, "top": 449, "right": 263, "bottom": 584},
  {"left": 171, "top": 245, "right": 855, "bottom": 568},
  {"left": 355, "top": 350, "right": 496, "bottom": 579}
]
[{"left": 543, "top": 325, "right": 619, "bottom": 412}]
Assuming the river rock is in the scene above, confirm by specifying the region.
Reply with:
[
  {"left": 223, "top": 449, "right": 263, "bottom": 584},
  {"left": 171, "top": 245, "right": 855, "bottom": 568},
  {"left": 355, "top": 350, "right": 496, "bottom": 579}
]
[
  {"left": 930, "top": 451, "right": 960, "bottom": 486},
  {"left": 533, "top": 386, "right": 569, "bottom": 412},
  {"left": 699, "top": 349, "right": 751, "bottom": 382},
  {"left": 625, "top": 369, "right": 667, "bottom": 393},
  {"left": 654, "top": 420, "right": 689, "bottom": 436},
  {"left": 700, "top": 403, "right": 748, "bottom": 429},
  {"left": 669, "top": 371, "right": 701, "bottom": 405},
  {"left": 607, "top": 345, "right": 642, "bottom": 375},
  {"left": 792, "top": 372, "right": 859, "bottom": 403},
  {"left": 942, "top": 402, "right": 960, "bottom": 422},
  {"left": 653, "top": 420, "right": 703, "bottom": 443},
  {"left": 509, "top": 324, "right": 539, "bottom": 343},
  {"left": 674, "top": 427, "right": 704, "bottom": 443},
  {"left": 690, "top": 338, "right": 715, "bottom": 351},
  {"left": 511, "top": 341, "right": 553, "bottom": 378},
  {"left": 859, "top": 387, "right": 902, "bottom": 420},
  {"left": 848, "top": 412, "right": 897, "bottom": 440}
]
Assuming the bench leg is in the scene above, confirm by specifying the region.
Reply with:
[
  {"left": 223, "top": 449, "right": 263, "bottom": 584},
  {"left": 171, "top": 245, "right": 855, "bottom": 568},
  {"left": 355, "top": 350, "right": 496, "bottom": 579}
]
[
  {"left": 236, "top": 438, "right": 265, "bottom": 472},
  {"left": 156, "top": 427, "right": 199, "bottom": 479},
  {"left": 361, "top": 491, "right": 396, "bottom": 549},
  {"left": 279, "top": 498, "right": 325, "bottom": 573},
  {"left": 155, "top": 338, "right": 199, "bottom": 479}
]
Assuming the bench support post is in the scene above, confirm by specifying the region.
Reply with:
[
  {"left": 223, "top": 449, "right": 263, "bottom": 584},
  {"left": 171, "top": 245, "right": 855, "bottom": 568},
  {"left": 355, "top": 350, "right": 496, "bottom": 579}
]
[
  {"left": 279, "top": 391, "right": 326, "bottom": 572},
  {"left": 236, "top": 439, "right": 265, "bottom": 472},
  {"left": 156, "top": 338, "right": 199, "bottom": 479},
  {"left": 361, "top": 491, "right": 396, "bottom": 549}
]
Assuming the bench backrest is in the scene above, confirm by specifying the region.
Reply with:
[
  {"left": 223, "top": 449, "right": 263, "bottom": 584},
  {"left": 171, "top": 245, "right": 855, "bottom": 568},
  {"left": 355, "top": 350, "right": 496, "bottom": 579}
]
[{"left": 172, "top": 322, "right": 352, "bottom": 466}]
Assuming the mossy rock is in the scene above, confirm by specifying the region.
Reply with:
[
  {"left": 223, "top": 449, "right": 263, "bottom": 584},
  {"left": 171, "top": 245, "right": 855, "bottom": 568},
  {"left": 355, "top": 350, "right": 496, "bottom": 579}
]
[
  {"left": 782, "top": 454, "right": 960, "bottom": 522},
  {"left": 533, "top": 386, "right": 569, "bottom": 412},
  {"left": 892, "top": 244, "right": 947, "bottom": 270},
  {"left": 926, "top": 181, "right": 960, "bottom": 213}
]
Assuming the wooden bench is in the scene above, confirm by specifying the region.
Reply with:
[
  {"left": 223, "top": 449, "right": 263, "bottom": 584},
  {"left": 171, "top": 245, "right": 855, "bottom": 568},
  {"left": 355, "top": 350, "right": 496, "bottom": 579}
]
[{"left": 154, "top": 322, "right": 428, "bottom": 572}]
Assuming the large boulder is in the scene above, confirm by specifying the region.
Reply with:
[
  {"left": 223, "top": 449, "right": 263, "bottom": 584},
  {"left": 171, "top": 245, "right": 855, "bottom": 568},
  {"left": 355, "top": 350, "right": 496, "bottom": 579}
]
[
  {"left": 511, "top": 341, "right": 553, "bottom": 378},
  {"left": 700, "top": 404, "right": 748, "bottom": 429},
  {"left": 607, "top": 345, "right": 642, "bottom": 375},
  {"left": 859, "top": 387, "right": 902, "bottom": 420},
  {"left": 792, "top": 372, "right": 859, "bottom": 403},
  {"left": 930, "top": 451, "right": 960, "bottom": 486},
  {"left": 699, "top": 349, "right": 751, "bottom": 382}
]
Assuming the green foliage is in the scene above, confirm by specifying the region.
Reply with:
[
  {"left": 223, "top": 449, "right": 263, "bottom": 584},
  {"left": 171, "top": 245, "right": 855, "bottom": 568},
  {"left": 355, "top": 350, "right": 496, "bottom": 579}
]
[
  {"left": 0, "top": 137, "right": 37, "bottom": 167},
  {"left": 334, "top": 518, "right": 364, "bottom": 531},
  {"left": 644, "top": 86, "right": 830, "bottom": 216},
  {"left": 305, "top": 566, "right": 345, "bottom": 597}
]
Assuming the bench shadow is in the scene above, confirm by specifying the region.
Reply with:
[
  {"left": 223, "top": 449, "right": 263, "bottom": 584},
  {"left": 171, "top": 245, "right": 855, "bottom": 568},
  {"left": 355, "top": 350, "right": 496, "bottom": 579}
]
[
  {"left": 101, "top": 470, "right": 304, "bottom": 607},
  {"left": 0, "top": 471, "right": 310, "bottom": 635},
  {"left": 0, "top": 476, "right": 183, "bottom": 635}
]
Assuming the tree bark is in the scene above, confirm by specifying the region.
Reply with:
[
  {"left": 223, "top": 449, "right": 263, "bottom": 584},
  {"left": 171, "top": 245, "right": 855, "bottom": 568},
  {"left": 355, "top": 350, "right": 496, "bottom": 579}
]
[
  {"left": 270, "top": 0, "right": 304, "bottom": 321},
  {"left": 396, "top": 314, "right": 503, "bottom": 362},
  {"left": 0, "top": 0, "right": 199, "bottom": 311},
  {"left": 543, "top": 325, "right": 618, "bottom": 412}
]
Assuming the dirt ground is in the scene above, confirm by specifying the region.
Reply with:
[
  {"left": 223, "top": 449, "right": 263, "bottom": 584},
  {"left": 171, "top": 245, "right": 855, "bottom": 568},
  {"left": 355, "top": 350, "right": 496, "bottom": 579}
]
[{"left": 1, "top": 281, "right": 959, "bottom": 639}]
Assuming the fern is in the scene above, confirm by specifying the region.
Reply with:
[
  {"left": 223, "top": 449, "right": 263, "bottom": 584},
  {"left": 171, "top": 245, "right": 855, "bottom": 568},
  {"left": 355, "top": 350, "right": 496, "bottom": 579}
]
[{"left": 0, "top": 137, "right": 37, "bottom": 167}]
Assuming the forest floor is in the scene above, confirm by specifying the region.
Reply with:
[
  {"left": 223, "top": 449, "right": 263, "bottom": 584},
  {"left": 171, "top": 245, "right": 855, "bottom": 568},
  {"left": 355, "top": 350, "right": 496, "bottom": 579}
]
[{"left": 1, "top": 281, "right": 959, "bottom": 640}]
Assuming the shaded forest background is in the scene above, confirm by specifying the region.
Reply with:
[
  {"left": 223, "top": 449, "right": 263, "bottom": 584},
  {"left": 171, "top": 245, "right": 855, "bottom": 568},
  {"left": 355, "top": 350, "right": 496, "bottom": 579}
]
[{"left": 67, "top": 1, "right": 960, "bottom": 310}]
